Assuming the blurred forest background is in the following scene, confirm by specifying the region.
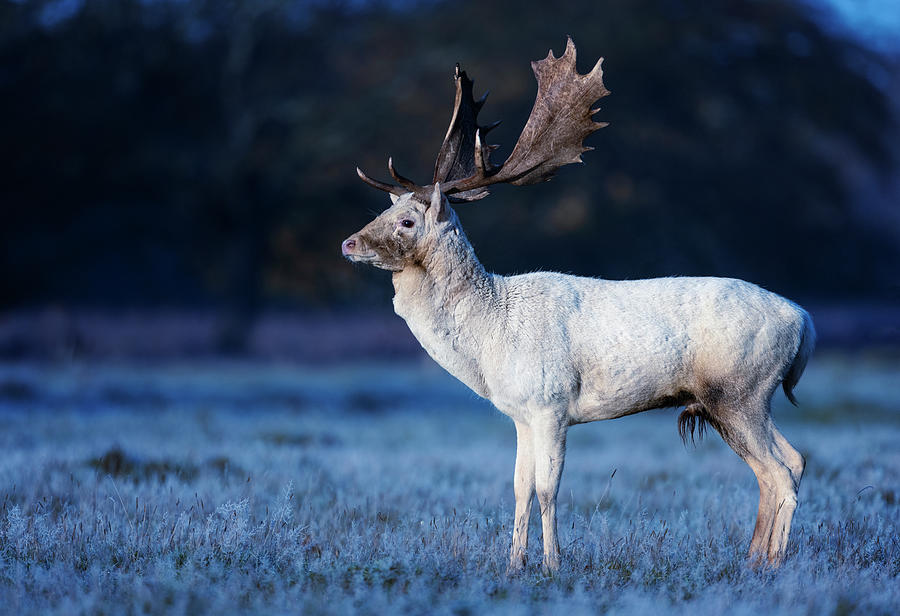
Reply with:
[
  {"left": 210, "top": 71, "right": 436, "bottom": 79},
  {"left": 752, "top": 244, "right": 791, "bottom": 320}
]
[{"left": 2, "top": 0, "right": 899, "bottom": 358}]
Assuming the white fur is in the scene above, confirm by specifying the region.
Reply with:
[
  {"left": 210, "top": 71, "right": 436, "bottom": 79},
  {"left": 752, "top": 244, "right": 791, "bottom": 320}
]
[{"left": 346, "top": 189, "right": 815, "bottom": 572}]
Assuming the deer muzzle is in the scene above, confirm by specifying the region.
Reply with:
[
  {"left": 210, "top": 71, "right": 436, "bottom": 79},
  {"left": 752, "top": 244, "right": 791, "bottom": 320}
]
[
  {"left": 341, "top": 234, "right": 377, "bottom": 263},
  {"left": 341, "top": 237, "right": 358, "bottom": 256}
]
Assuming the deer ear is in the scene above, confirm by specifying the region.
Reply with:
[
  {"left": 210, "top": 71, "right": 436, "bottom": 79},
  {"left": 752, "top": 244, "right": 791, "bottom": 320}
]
[
  {"left": 389, "top": 193, "right": 400, "bottom": 205},
  {"left": 427, "top": 183, "right": 449, "bottom": 223}
]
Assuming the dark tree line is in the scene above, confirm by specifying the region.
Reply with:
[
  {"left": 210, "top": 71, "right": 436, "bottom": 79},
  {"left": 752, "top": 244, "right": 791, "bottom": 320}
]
[{"left": 2, "top": 0, "right": 898, "bottom": 328}]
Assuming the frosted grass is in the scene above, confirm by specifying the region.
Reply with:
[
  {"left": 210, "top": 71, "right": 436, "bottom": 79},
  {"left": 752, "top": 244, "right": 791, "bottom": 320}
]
[{"left": 0, "top": 354, "right": 897, "bottom": 614}]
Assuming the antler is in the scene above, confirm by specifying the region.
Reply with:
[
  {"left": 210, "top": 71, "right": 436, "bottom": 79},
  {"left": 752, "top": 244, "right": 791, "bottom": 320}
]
[
  {"left": 356, "top": 37, "right": 609, "bottom": 201},
  {"left": 430, "top": 64, "right": 502, "bottom": 202}
]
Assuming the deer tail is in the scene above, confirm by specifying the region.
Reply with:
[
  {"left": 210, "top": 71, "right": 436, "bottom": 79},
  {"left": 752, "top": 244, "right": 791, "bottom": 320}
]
[{"left": 783, "top": 309, "right": 816, "bottom": 406}]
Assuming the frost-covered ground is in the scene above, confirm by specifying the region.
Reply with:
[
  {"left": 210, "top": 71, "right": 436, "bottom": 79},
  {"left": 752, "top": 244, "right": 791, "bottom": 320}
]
[{"left": 0, "top": 353, "right": 898, "bottom": 615}]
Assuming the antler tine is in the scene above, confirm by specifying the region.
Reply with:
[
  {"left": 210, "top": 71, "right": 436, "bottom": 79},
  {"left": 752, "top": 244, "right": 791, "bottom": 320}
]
[
  {"left": 356, "top": 166, "right": 406, "bottom": 196},
  {"left": 447, "top": 191, "right": 490, "bottom": 203},
  {"left": 474, "top": 90, "right": 489, "bottom": 112},
  {"left": 387, "top": 157, "right": 418, "bottom": 191},
  {"left": 473, "top": 130, "right": 489, "bottom": 176},
  {"left": 482, "top": 119, "right": 502, "bottom": 135}
]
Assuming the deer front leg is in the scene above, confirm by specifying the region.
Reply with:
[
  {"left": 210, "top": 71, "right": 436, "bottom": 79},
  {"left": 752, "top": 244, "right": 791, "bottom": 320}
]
[
  {"left": 532, "top": 416, "right": 567, "bottom": 573},
  {"left": 508, "top": 420, "right": 535, "bottom": 573}
]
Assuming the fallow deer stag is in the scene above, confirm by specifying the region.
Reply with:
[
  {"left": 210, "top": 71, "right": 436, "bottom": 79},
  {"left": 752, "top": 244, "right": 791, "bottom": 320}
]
[{"left": 342, "top": 37, "right": 815, "bottom": 573}]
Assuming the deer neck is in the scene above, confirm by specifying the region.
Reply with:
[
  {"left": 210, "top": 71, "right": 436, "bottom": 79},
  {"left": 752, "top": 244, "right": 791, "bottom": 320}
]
[{"left": 391, "top": 228, "right": 498, "bottom": 397}]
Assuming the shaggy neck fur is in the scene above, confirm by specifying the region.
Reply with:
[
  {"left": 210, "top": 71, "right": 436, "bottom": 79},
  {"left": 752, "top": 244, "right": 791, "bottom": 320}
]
[{"left": 392, "top": 222, "right": 499, "bottom": 397}]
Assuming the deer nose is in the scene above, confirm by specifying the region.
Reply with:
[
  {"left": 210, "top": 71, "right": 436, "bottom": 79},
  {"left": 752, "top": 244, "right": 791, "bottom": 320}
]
[{"left": 341, "top": 237, "right": 357, "bottom": 256}]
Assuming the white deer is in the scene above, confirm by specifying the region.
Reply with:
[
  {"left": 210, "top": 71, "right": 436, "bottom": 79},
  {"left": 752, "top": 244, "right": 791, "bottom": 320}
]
[{"left": 342, "top": 38, "right": 815, "bottom": 573}]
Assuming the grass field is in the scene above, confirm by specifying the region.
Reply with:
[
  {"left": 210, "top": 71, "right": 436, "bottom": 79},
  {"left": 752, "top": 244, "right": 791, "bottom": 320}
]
[{"left": 0, "top": 353, "right": 898, "bottom": 614}]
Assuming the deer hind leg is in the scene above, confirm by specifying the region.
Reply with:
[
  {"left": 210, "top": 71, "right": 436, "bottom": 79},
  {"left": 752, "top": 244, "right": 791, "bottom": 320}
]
[
  {"left": 705, "top": 398, "right": 802, "bottom": 566},
  {"left": 766, "top": 421, "right": 804, "bottom": 564},
  {"left": 508, "top": 420, "right": 535, "bottom": 573}
]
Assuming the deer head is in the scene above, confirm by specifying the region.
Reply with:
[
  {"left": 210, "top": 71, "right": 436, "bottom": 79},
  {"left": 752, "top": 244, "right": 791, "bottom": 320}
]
[
  {"left": 342, "top": 37, "right": 609, "bottom": 271},
  {"left": 341, "top": 184, "right": 455, "bottom": 272}
]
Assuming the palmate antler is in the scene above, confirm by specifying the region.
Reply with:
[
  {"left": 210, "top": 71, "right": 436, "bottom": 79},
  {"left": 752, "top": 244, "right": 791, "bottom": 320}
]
[{"left": 356, "top": 37, "right": 609, "bottom": 202}]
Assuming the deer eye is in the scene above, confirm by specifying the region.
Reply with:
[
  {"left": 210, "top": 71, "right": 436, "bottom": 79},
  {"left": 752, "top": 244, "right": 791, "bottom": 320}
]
[{"left": 400, "top": 219, "right": 415, "bottom": 228}]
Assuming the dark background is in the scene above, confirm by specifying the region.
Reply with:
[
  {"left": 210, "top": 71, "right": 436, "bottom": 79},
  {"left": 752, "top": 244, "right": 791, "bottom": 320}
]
[{"left": 2, "top": 0, "right": 899, "bottom": 358}]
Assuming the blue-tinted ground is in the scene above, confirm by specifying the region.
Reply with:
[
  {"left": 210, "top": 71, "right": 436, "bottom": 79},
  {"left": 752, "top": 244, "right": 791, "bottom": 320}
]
[{"left": 0, "top": 353, "right": 898, "bottom": 614}]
